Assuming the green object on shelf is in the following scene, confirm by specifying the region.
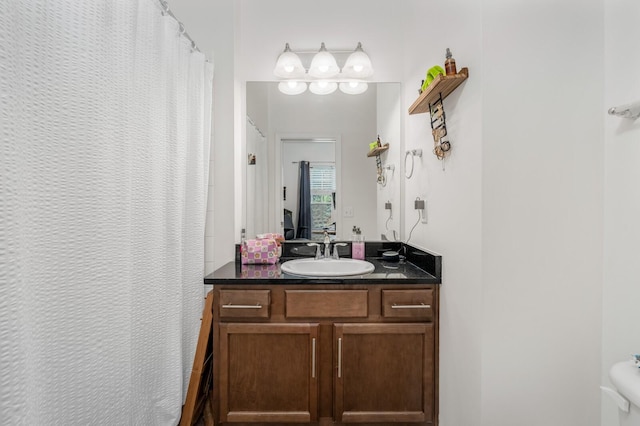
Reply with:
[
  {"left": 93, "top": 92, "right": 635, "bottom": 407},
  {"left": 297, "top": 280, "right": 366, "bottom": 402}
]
[
  {"left": 421, "top": 65, "right": 445, "bottom": 92},
  {"left": 369, "top": 141, "right": 378, "bottom": 151}
]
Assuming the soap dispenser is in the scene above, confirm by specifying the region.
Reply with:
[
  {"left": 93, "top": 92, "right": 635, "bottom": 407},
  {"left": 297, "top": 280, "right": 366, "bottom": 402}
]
[
  {"left": 352, "top": 227, "right": 365, "bottom": 260},
  {"left": 444, "top": 48, "right": 457, "bottom": 76}
]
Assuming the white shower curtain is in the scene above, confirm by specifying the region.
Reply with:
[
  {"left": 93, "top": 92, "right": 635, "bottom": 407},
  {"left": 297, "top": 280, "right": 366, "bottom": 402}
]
[{"left": 0, "top": 1, "right": 213, "bottom": 424}]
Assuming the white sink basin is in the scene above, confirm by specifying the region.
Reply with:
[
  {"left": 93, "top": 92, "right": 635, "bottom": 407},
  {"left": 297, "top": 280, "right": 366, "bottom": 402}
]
[{"left": 281, "top": 258, "right": 375, "bottom": 277}]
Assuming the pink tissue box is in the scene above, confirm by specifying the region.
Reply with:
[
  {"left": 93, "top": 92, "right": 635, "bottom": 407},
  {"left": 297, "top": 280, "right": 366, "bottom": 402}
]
[{"left": 241, "top": 238, "right": 280, "bottom": 264}]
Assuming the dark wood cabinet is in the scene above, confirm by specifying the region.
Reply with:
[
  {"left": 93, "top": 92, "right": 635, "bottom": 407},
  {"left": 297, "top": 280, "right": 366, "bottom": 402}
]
[
  {"left": 334, "top": 323, "right": 435, "bottom": 423},
  {"left": 219, "top": 323, "right": 319, "bottom": 423},
  {"left": 212, "top": 284, "right": 439, "bottom": 426}
]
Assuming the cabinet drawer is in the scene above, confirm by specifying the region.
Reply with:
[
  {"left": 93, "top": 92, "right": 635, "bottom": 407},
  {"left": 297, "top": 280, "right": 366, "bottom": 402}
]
[
  {"left": 381, "top": 289, "right": 433, "bottom": 320},
  {"left": 219, "top": 290, "right": 270, "bottom": 319},
  {"left": 285, "top": 290, "right": 368, "bottom": 318}
]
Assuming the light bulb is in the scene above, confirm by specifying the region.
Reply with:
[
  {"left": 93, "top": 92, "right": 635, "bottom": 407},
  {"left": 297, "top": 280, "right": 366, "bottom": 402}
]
[
  {"left": 274, "top": 43, "right": 305, "bottom": 78},
  {"left": 309, "top": 81, "right": 337, "bottom": 95},
  {"left": 309, "top": 42, "right": 339, "bottom": 79},
  {"left": 339, "top": 81, "right": 367, "bottom": 95},
  {"left": 278, "top": 81, "right": 307, "bottom": 95},
  {"left": 342, "top": 42, "right": 373, "bottom": 78}
]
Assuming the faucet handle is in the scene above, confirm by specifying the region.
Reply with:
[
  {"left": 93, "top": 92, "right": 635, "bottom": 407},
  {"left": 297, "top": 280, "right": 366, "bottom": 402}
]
[
  {"left": 332, "top": 243, "right": 348, "bottom": 259},
  {"left": 307, "top": 242, "right": 322, "bottom": 260}
]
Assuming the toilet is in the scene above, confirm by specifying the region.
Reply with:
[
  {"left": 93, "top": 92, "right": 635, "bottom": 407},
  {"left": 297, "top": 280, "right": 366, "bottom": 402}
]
[{"left": 601, "top": 359, "right": 640, "bottom": 426}]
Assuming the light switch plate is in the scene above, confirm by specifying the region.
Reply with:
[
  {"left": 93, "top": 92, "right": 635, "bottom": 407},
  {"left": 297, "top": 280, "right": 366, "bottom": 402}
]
[{"left": 344, "top": 206, "right": 354, "bottom": 217}]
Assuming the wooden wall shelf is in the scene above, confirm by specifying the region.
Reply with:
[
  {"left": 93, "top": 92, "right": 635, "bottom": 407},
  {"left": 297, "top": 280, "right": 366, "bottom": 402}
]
[
  {"left": 366, "top": 143, "right": 389, "bottom": 157},
  {"left": 408, "top": 67, "right": 469, "bottom": 115}
]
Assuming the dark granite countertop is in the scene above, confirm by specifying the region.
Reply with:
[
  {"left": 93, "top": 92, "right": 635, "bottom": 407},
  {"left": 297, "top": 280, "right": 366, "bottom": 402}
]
[{"left": 204, "top": 242, "right": 441, "bottom": 285}]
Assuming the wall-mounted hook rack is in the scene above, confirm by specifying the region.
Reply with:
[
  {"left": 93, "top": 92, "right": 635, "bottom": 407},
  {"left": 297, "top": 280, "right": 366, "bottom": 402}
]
[
  {"left": 408, "top": 67, "right": 468, "bottom": 165},
  {"left": 367, "top": 142, "right": 390, "bottom": 185}
]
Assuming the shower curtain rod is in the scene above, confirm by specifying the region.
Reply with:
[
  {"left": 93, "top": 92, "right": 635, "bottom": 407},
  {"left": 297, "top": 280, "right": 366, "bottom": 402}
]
[{"left": 157, "top": 0, "right": 201, "bottom": 54}]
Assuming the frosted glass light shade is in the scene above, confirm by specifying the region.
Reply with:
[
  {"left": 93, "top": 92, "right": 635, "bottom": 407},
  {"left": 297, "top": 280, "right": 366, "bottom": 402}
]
[
  {"left": 278, "top": 81, "right": 307, "bottom": 95},
  {"left": 342, "top": 42, "right": 373, "bottom": 78},
  {"left": 274, "top": 43, "right": 305, "bottom": 78},
  {"left": 308, "top": 42, "right": 339, "bottom": 79},
  {"left": 309, "top": 80, "right": 337, "bottom": 95},
  {"left": 339, "top": 81, "right": 368, "bottom": 95}
]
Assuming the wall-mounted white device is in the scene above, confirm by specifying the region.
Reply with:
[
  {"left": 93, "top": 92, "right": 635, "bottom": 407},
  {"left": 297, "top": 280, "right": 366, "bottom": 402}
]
[
  {"left": 414, "top": 197, "right": 427, "bottom": 224},
  {"left": 608, "top": 100, "right": 640, "bottom": 119}
]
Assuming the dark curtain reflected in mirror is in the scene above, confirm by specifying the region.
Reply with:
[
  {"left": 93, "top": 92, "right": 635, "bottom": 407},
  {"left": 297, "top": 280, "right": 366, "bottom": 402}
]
[{"left": 296, "top": 161, "right": 311, "bottom": 239}]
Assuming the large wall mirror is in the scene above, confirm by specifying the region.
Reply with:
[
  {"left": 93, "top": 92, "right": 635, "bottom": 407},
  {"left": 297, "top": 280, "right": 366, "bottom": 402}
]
[{"left": 244, "top": 82, "right": 402, "bottom": 242}]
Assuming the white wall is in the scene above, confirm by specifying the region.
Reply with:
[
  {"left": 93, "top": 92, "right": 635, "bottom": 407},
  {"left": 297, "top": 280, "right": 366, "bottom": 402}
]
[
  {"left": 481, "top": 1, "right": 603, "bottom": 425},
  {"left": 602, "top": 1, "right": 640, "bottom": 425},
  {"left": 245, "top": 83, "right": 270, "bottom": 238},
  {"left": 173, "top": 1, "right": 615, "bottom": 425},
  {"left": 402, "top": 1, "right": 483, "bottom": 424},
  {"left": 236, "top": 0, "right": 404, "bottom": 83},
  {"left": 376, "top": 84, "right": 402, "bottom": 241},
  {"left": 245, "top": 119, "right": 268, "bottom": 238}
]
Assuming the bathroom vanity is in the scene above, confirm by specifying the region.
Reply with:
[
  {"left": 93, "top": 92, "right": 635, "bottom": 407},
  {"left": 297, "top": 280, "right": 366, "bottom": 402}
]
[{"left": 204, "top": 243, "right": 441, "bottom": 426}]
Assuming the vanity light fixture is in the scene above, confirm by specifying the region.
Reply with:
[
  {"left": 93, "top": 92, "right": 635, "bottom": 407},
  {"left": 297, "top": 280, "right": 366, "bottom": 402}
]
[
  {"left": 273, "top": 43, "right": 306, "bottom": 78},
  {"left": 308, "top": 42, "right": 340, "bottom": 79},
  {"left": 275, "top": 42, "right": 373, "bottom": 96},
  {"left": 342, "top": 42, "right": 373, "bottom": 78}
]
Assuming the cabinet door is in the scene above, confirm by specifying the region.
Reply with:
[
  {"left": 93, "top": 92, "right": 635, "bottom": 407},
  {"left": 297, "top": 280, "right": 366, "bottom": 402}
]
[
  {"left": 219, "top": 323, "right": 319, "bottom": 423},
  {"left": 334, "top": 323, "right": 435, "bottom": 424}
]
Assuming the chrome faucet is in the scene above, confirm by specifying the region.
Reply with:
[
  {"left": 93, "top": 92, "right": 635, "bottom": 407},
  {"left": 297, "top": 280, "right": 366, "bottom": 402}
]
[
  {"left": 308, "top": 232, "right": 344, "bottom": 260},
  {"left": 323, "top": 231, "right": 331, "bottom": 258}
]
